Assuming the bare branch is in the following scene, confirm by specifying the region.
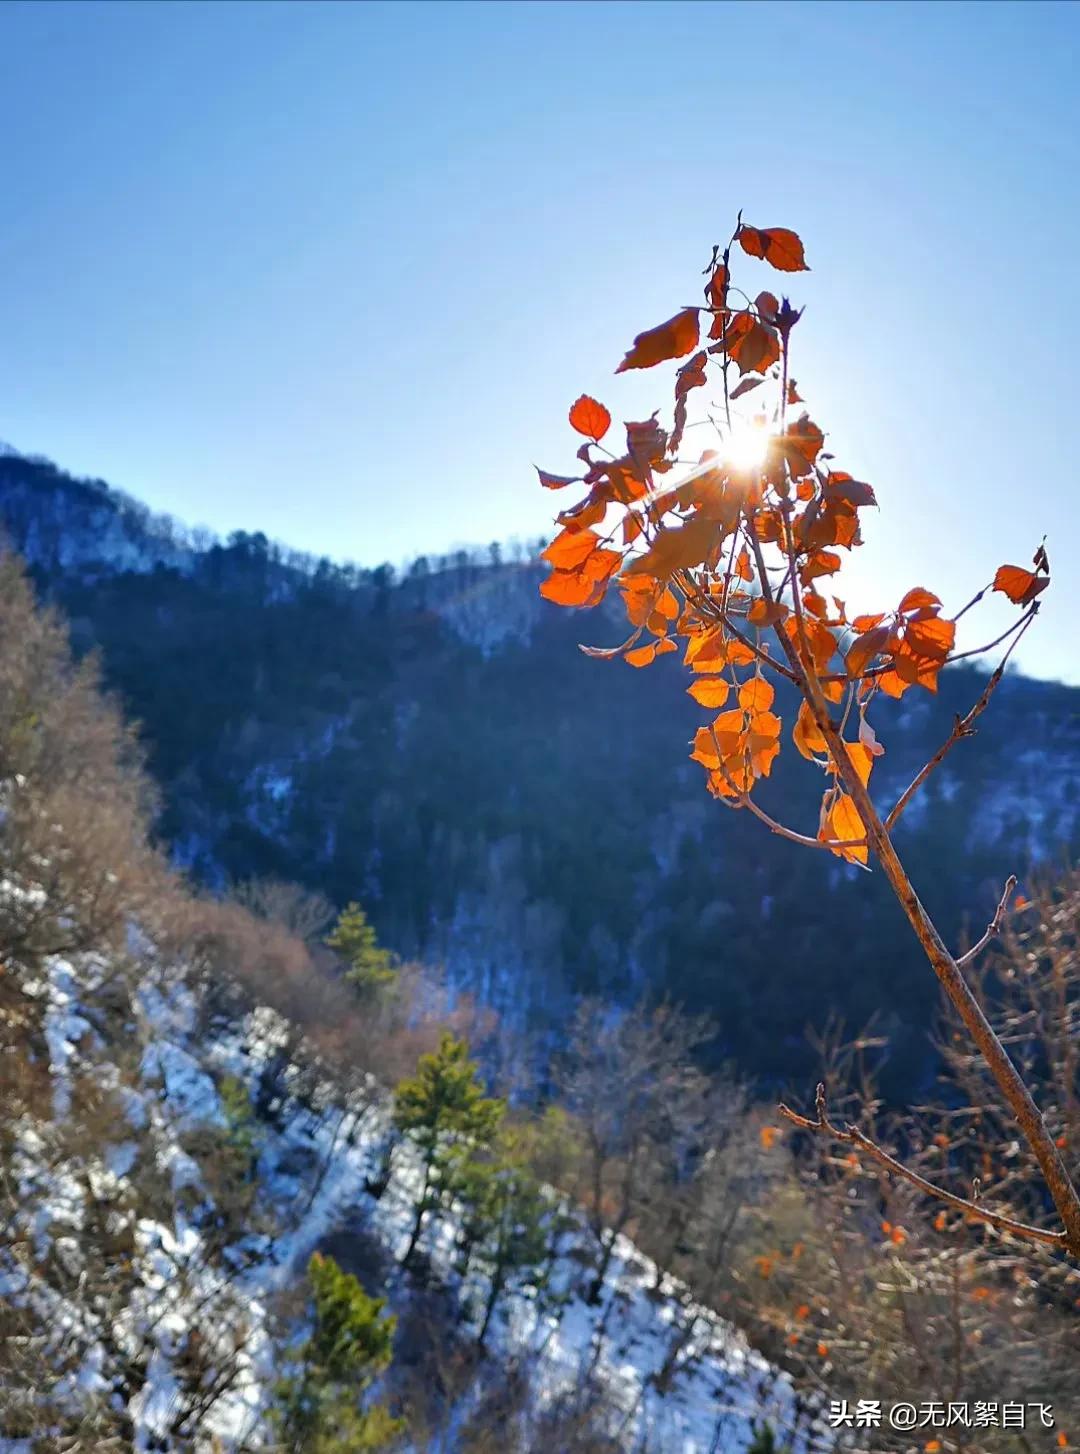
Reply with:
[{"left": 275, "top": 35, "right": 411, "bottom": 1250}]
[
  {"left": 778, "top": 1083, "right": 1068, "bottom": 1252},
  {"left": 885, "top": 611, "right": 1035, "bottom": 832},
  {"left": 957, "top": 876, "right": 1017, "bottom": 969}
]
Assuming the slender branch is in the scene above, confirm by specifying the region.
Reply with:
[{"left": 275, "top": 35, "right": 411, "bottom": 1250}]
[
  {"left": 712, "top": 757, "right": 867, "bottom": 859},
  {"left": 778, "top": 1083, "right": 1067, "bottom": 1251},
  {"left": 956, "top": 876, "right": 1017, "bottom": 969},
  {"left": 778, "top": 627, "right": 1080, "bottom": 1256},
  {"left": 885, "top": 609, "right": 1035, "bottom": 831},
  {"left": 820, "top": 602, "right": 1039, "bottom": 686}
]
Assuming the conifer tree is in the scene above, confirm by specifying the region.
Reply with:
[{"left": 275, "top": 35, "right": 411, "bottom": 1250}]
[
  {"left": 275, "top": 1251, "right": 401, "bottom": 1453},
  {"left": 325, "top": 901, "right": 396, "bottom": 996},
  {"left": 457, "top": 1127, "right": 549, "bottom": 1346},
  {"left": 393, "top": 1032, "right": 504, "bottom": 1265}
]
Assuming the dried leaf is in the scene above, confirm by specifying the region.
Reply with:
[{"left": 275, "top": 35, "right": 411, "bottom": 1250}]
[
  {"left": 821, "top": 792, "right": 867, "bottom": 865},
  {"left": 737, "top": 224, "right": 810, "bottom": 272},
  {"left": 537, "top": 467, "right": 581, "bottom": 490},
  {"left": 616, "top": 308, "right": 701, "bottom": 373},
  {"left": 624, "top": 513, "right": 718, "bottom": 581}
]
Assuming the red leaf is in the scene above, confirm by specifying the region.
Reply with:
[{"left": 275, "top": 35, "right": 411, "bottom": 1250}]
[
  {"left": 825, "top": 473, "right": 877, "bottom": 508},
  {"left": 541, "top": 527, "right": 600, "bottom": 571},
  {"left": 722, "top": 311, "right": 780, "bottom": 376},
  {"left": 993, "top": 564, "right": 1049, "bottom": 606},
  {"left": 616, "top": 308, "right": 701, "bottom": 373},
  {"left": 737, "top": 224, "right": 810, "bottom": 272},
  {"left": 569, "top": 395, "right": 611, "bottom": 441},
  {"left": 898, "top": 587, "right": 941, "bottom": 614}
]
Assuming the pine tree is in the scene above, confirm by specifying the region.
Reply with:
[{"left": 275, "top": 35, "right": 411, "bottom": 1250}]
[
  {"left": 393, "top": 1032, "right": 504, "bottom": 1265},
  {"left": 457, "top": 1127, "right": 549, "bottom": 1346},
  {"left": 275, "top": 1252, "right": 401, "bottom": 1453},
  {"left": 325, "top": 901, "right": 396, "bottom": 996}
]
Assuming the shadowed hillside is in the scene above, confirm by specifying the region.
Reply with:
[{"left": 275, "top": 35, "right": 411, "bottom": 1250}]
[{"left": 4, "top": 448, "right": 1078, "bottom": 1096}]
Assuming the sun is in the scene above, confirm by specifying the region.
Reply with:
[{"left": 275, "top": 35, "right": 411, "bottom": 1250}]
[{"left": 721, "top": 415, "right": 771, "bottom": 472}]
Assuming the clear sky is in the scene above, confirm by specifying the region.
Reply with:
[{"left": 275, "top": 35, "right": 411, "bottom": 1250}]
[{"left": 1, "top": 0, "right": 1078, "bottom": 681}]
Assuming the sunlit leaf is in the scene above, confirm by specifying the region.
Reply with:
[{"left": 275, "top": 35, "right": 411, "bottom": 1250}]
[
  {"left": 687, "top": 677, "right": 731, "bottom": 708},
  {"left": 737, "top": 224, "right": 810, "bottom": 272},
  {"left": 616, "top": 308, "right": 701, "bottom": 373},
  {"left": 569, "top": 395, "right": 611, "bottom": 440},
  {"left": 993, "top": 564, "right": 1049, "bottom": 606}
]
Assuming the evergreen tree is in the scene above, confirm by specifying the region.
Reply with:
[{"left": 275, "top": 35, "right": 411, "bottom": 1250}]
[
  {"left": 393, "top": 1032, "right": 504, "bottom": 1265},
  {"left": 275, "top": 1252, "right": 401, "bottom": 1453},
  {"left": 325, "top": 901, "right": 396, "bottom": 996},
  {"left": 457, "top": 1127, "right": 549, "bottom": 1346}
]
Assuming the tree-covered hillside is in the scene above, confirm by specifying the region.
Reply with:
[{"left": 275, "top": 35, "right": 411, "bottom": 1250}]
[{"left": 3, "top": 450, "right": 1078, "bottom": 1095}]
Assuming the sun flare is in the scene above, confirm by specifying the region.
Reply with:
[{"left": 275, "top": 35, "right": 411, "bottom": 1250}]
[{"left": 721, "top": 416, "right": 771, "bottom": 472}]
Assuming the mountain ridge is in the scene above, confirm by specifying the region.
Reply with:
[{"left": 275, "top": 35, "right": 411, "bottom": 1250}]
[{"left": 3, "top": 446, "right": 1078, "bottom": 1098}]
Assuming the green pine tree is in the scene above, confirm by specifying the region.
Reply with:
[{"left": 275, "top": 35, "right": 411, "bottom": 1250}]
[
  {"left": 393, "top": 1031, "right": 504, "bottom": 1265},
  {"left": 457, "top": 1126, "right": 549, "bottom": 1345},
  {"left": 326, "top": 901, "right": 396, "bottom": 996},
  {"left": 275, "top": 1252, "right": 402, "bottom": 1453}
]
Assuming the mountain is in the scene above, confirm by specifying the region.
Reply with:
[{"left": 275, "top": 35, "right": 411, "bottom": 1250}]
[{"left": 3, "top": 447, "right": 1078, "bottom": 1097}]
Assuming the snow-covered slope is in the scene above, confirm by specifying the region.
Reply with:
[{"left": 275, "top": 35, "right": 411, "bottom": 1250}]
[{"left": 3, "top": 931, "right": 831, "bottom": 1453}]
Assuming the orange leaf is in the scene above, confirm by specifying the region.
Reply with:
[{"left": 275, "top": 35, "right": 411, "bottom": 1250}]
[
  {"left": 846, "top": 625, "right": 890, "bottom": 678},
  {"left": 723, "top": 311, "right": 780, "bottom": 376},
  {"left": 816, "top": 1341, "right": 829, "bottom": 1358},
  {"left": 925, "top": 1442, "right": 942, "bottom": 1452},
  {"left": 616, "top": 308, "right": 700, "bottom": 373},
  {"left": 852, "top": 612, "right": 886, "bottom": 632},
  {"left": 540, "top": 570, "right": 603, "bottom": 607},
  {"left": 688, "top": 677, "right": 731, "bottom": 709},
  {"left": 739, "top": 678, "right": 775, "bottom": 712},
  {"left": 905, "top": 614, "right": 955, "bottom": 662},
  {"left": 748, "top": 597, "right": 788, "bottom": 627},
  {"left": 822, "top": 793, "right": 867, "bottom": 865},
  {"left": 801, "top": 549, "right": 841, "bottom": 583},
  {"left": 624, "top": 513, "right": 718, "bottom": 581},
  {"left": 760, "top": 1125, "right": 781, "bottom": 1150},
  {"left": 541, "top": 526, "right": 601, "bottom": 571},
  {"left": 841, "top": 741, "right": 876, "bottom": 788},
  {"left": 993, "top": 564, "right": 1049, "bottom": 606},
  {"left": 794, "top": 1302, "right": 810, "bottom": 1320},
  {"left": 569, "top": 395, "right": 611, "bottom": 441},
  {"left": 793, "top": 700, "right": 827, "bottom": 760},
  {"left": 625, "top": 643, "right": 658, "bottom": 668},
  {"left": 934, "top": 1211, "right": 948, "bottom": 1232},
  {"left": 898, "top": 586, "right": 941, "bottom": 614},
  {"left": 737, "top": 224, "right": 809, "bottom": 272}
]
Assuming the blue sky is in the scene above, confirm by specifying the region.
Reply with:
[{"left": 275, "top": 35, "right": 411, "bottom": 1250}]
[{"left": 1, "top": 0, "right": 1078, "bottom": 681}]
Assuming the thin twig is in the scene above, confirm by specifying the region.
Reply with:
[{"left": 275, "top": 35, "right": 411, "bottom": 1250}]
[
  {"left": 777, "top": 1083, "right": 1067, "bottom": 1251},
  {"left": 885, "top": 610, "right": 1035, "bottom": 831},
  {"left": 956, "top": 876, "right": 1017, "bottom": 969},
  {"left": 712, "top": 758, "right": 868, "bottom": 859}
]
